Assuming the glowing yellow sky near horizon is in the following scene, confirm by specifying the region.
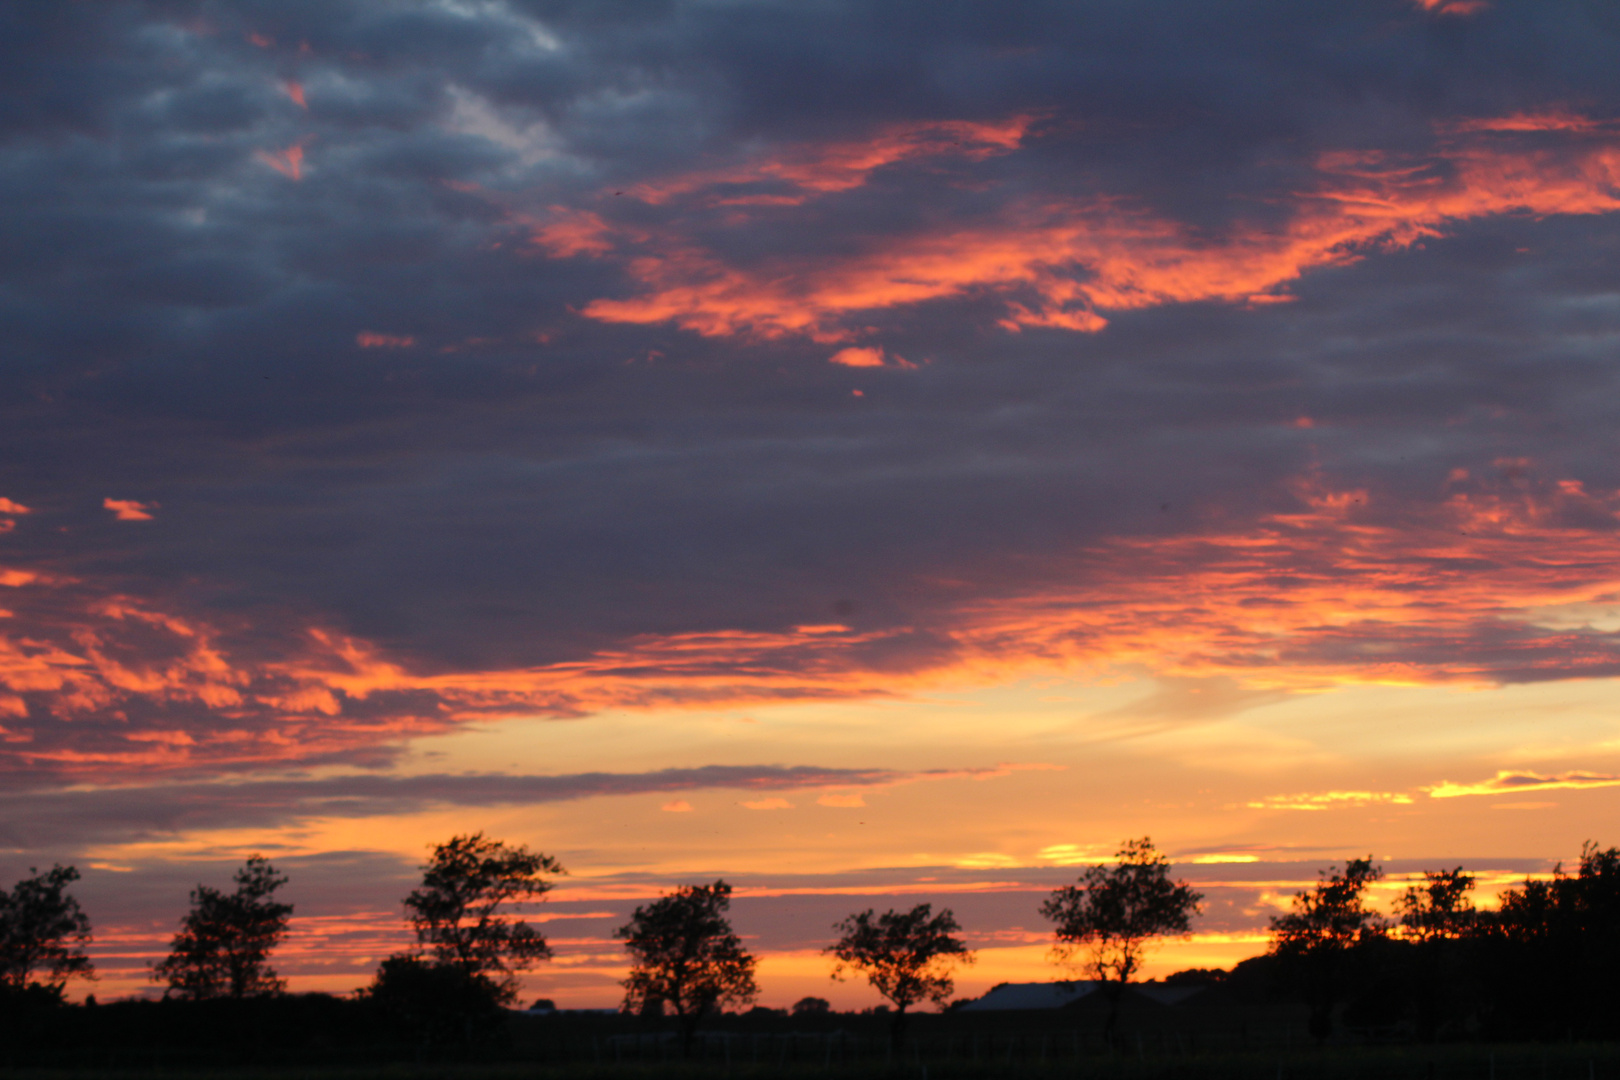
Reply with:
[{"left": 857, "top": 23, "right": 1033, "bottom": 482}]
[{"left": 68, "top": 667, "right": 1620, "bottom": 1007}]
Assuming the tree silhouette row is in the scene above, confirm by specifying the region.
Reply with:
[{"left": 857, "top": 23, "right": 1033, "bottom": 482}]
[{"left": 6, "top": 835, "right": 1620, "bottom": 1044}]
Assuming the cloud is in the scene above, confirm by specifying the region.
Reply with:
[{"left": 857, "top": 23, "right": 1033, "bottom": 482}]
[
  {"left": 355, "top": 332, "right": 415, "bottom": 348},
  {"left": 1426, "top": 770, "right": 1620, "bottom": 799},
  {"left": 828, "top": 347, "right": 886, "bottom": 369},
  {"left": 1246, "top": 791, "right": 1415, "bottom": 812},
  {"left": 3, "top": 0, "right": 1620, "bottom": 785},
  {"left": 1415, "top": 0, "right": 1488, "bottom": 15},
  {"left": 12, "top": 459, "right": 1620, "bottom": 781},
  {"left": 546, "top": 117, "right": 1620, "bottom": 343},
  {"left": 102, "top": 499, "right": 154, "bottom": 521},
  {"left": 0, "top": 764, "right": 926, "bottom": 851},
  {"left": 660, "top": 799, "right": 693, "bottom": 812},
  {"left": 255, "top": 144, "right": 304, "bottom": 181}
]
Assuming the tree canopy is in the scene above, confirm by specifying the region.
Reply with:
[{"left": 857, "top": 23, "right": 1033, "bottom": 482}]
[
  {"left": 153, "top": 856, "right": 293, "bottom": 999},
  {"left": 617, "top": 880, "right": 757, "bottom": 1054},
  {"left": 402, "top": 832, "right": 563, "bottom": 1004},
  {"left": 1041, "top": 837, "right": 1202, "bottom": 984},
  {"left": 1268, "top": 856, "right": 1388, "bottom": 1041},
  {"left": 827, "top": 903, "right": 973, "bottom": 1043},
  {"left": 0, "top": 865, "right": 95, "bottom": 995},
  {"left": 1040, "top": 837, "right": 1201, "bottom": 1038}
]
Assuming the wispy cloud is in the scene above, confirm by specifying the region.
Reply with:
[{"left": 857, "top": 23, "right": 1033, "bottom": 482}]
[
  {"left": 1247, "top": 791, "right": 1415, "bottom": 811},
  {"left": 0, "top": 762, "right": 1067, "bottom": 851},
  {"left": 1426, "top": 770, "right": 1620, "bottom": 799},
  {"left": 541, "top": 116, "right": 1620, "bottom": 344}
]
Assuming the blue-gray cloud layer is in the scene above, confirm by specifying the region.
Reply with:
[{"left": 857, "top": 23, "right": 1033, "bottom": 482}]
[{"left": 4, "top": 0, "right": 1620, "bottom": 779}]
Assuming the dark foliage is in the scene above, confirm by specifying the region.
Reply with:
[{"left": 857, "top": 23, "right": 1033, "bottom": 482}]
[
  {"left": 827, "top": 903, "right": 974, "bottom": 1046},
  {"left": 617, "top": 879, "right": 757, "bottom": 1056},
  {"left": 1268, "top": 857, "right": 1389, "bottom": 1043},
  {"left": 0, "top": 864, "right": 94, "bottom": 993},
  {"left": 1041, "top": 837, "right": 1202, "bottom": 1038},
  {"left": 401, "top": 833, "right": 563, "bottom": 1004},
  {"left": 364, "top": 955, "right": 507, "bottom": 1049},
  {"left": 152, "top": 856, "right": 292, "bottom": 1000},
  {"left": 1474, "top": 842, "right": 1620, "bottom": 1040}
]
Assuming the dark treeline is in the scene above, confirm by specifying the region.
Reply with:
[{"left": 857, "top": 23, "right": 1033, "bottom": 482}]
[
  {"left": 1254, "top": 842, "right": 1620, "bottom": 1043},
  {"left": 3, "top": 835, "right": 1620, "bottom": 1065}
]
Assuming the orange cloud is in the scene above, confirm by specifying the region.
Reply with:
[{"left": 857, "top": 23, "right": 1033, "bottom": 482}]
[
  {"left": 817, "top": 793, "right": 865, "bottom": 808},
  {"left": 543, "top": 113, "right": 1620, "bottom": 342},
  {"left": 828, "top": 346, "right": 886, "bottom": 368},
  {"left": 0, "top": 499, "right": 31, "bottom": 515},
  {"left": 531, "top": 208, "right": 619, "bottom": 258},
  {"left": 283, "top": 81, "right": 306, "bottom": 109},
  {"left": 625, "top": 116, "right": 1035, "bottom": 207},
  {"left": 12, "top": 463, "right": 1620, "bottom": 779},
  {"left": 1246, "top": 791, "right": 1415, "bottom": 811},
  {"left": 741, "top": 797, "right": 793, "bottom": 810},
  {"left": 103, "top": 498, "right": 154, "bottom": 521},
  {"left": 355, "top": 331, "right": 415, "bottom": 348},
  {"left": 256, "top": 144, "right": 304, "bottom": 181},
  {"left": 1426, "top": 770, "right": 1620, "bottom": 799},
  {"left": 1414, "top": 0, "right": 1487, "bottom": 14},
  {"left": 661, "top": 799, "right": 694, "bottom": 812}
]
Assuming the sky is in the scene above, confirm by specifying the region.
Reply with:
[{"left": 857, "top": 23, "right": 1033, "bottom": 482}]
[{"left": 5, "top": 0, "right": 1620, "bottom": 1008}]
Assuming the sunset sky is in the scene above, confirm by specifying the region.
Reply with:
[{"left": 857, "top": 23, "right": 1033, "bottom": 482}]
[{"left": 7, "top": 0, "right": 1620, "bottom": 1009}]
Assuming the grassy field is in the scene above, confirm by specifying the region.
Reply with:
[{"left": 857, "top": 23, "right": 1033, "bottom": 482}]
[{"left": 7, "top": 1044, "right": 1620, "bottom": 1080}]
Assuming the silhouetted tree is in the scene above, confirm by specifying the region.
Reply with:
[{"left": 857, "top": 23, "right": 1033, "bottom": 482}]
[
  {"left": 1394, "top": 867, "right": 1477, "bottom": 1039},
  {"left": 0, "top": 864, "right": 94, "bottom": 997},
  {"left": 827, "top": 903, "right": 973, "bottom": 1047},
  {"left": 365, "top": 954, "right": 506, "bottom": 1048},
  {"left": 1040, "top": 838, "right": 1202, "bottom": 1040},
  {"left": 1480, "top": 841, "right": 1620, "bottom": 1039},
  {"left": 402, "top": 832, "right": 563, "bottom": 1004},
  {"left": 617, "top": 880, "right": 757, "bottom": 1056},
  {"left": 1398, "top": 867, "right": 1476, "bottom": 942},
  {"left": 1268, "top": 857, "right": 1388, "bottom": 1042},
  {"left": 791, "top": 995, "right": 831, "bottom": 1016},
  {"left": 153, "top": 855, "right": 292, "bottom": 999}
]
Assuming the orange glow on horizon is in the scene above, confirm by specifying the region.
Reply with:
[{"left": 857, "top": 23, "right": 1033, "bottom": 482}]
[{"left": 9, "top": 460, "right": 1620, "bottom": 776}]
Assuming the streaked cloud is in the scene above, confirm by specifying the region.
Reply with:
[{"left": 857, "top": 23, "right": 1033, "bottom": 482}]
[
  {"left": 1426, "top": 770, "right": 1620, "bottom": 799},
  {"left": 102, "top": 499, "right": 154, "bottom": 522},
  {"left": 545, "top": 118, "right": 1620, "bottom": 344},
  {"left": 1246, "top": 791, "right": 1415, "bottom": 811}
]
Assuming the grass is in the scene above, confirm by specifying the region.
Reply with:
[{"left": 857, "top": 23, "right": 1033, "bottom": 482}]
[{"left": 8, "top": 1043, "right": 1620, "bottom": 1080}]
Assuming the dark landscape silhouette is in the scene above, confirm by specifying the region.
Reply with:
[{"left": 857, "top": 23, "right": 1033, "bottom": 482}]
[{"left": 5, "top": 835, "right": 1620, "bottom": 1077}]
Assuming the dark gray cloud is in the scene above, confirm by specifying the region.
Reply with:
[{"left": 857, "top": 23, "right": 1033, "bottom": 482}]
[
  {"left": 0, "top": 764, "right": 909, "bottom": 853},
  {"left": 3, "top": 0, "right": 1620, "bottom": 778}
]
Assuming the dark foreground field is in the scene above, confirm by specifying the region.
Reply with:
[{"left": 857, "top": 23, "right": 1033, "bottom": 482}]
[
  {"left": 8, "top": 1046, "right": 1620, "bottom": 1080},
  {"left": 9, "top": 992, "right": 1620, "bottom": 1080}
]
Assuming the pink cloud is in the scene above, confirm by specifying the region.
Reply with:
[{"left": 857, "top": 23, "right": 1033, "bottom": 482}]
[
  {"left": 103, "top": 498, "right": 154, "bottom": 521},
  {"left": 828, "top": 347, "right": 886, "bottom": 368},
  {"left": 256, "top": 144, "right": 304, "bottom": 181},
  {"left": 355, "top": 332, "right": 415, "bottom": 348},
  {"left": 539, "top": 112, "right": 1620, "bottom": 343}
]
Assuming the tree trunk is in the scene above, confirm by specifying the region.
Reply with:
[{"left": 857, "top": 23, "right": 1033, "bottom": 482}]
[{"left": 1103, "top": 978, "right": 1127, "bottom": 1048}]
